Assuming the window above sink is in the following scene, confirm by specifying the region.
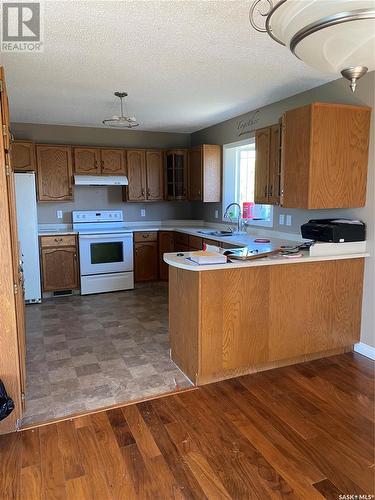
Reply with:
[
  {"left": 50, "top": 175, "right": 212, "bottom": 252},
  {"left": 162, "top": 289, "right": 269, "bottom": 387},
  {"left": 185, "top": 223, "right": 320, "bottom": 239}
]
[{"left": 222, "top": 138, "right": 273, "bottom": 228}]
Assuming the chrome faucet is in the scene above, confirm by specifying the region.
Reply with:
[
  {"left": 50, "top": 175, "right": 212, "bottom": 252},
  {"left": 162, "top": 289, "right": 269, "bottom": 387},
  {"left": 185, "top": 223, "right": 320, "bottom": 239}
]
[{"left": 223, "top": 202, "right": 242, "bottom": 233}]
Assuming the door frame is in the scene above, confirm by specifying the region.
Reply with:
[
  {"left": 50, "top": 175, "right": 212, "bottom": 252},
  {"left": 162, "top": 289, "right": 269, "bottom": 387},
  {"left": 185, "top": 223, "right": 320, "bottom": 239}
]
[{"left": 0, "top": 66, "right": 24, "bottom": 434}]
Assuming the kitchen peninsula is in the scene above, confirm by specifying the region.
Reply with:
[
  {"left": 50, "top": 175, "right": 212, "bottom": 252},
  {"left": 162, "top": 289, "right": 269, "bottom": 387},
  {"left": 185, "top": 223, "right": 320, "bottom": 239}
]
[{"left": 165, "top": 250, "right": 366, "bottom": 385}]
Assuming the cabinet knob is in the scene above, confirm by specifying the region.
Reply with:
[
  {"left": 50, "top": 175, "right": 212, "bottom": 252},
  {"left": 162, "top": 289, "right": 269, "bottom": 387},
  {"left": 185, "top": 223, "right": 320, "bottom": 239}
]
[
  {"left": 141, "top": 188, "right": 145, "bottom": 196},
  {"left": 264, "top": 186, "right": 268, "bottom": 197},
  {"left": 269, "top": 185, "right": 273, "bottom": 197},
  {"left": 147, "top": 189, "right": 151, "bottom": 197}
]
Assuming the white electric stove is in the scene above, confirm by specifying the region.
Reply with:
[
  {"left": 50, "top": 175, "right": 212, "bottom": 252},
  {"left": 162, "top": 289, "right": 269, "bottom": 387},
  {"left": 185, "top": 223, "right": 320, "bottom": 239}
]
[{"left": 73, "top": 210, "right": 134, "bottom": 295}]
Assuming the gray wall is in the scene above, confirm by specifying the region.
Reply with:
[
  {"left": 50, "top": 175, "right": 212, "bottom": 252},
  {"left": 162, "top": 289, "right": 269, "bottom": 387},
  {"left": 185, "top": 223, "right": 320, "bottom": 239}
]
[
  {"left": 12, "top": 122, "right": 194, "bottom": 224},
  {"left": 192, "top": 71, "right": 375, "bottom": 349},
  {"left": 37, "top": 187, "right": 194, "bottom": 224},
  {"left": 12, "top": 122, "right": 191, "bottom": 149}
]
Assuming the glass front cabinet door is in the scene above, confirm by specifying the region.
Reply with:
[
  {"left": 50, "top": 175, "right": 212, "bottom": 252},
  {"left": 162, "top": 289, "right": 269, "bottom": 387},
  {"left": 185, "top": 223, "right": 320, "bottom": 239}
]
[{"left": 165, "top": 150, "right": 187, "bottom": 200}]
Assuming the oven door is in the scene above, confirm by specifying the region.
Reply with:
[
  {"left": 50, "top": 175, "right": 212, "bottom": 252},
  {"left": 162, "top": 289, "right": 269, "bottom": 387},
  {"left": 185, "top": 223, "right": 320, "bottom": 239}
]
[{"left": 79, "top": 232, "right": 133, "bottom": 276}]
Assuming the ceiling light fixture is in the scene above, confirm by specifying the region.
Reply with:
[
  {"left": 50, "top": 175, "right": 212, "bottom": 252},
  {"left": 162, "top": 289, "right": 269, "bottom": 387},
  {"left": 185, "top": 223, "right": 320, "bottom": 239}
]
[
  {"left": 249, "top": 0, "right": 375, "bottom": 92},
  {"left": 102, "top": 92, "right": 139, "bottom": 128}
]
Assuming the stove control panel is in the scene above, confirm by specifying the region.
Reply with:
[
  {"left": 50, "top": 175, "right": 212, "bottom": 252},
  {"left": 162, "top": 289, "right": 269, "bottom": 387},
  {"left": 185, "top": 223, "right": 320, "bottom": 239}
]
[{"left": 72, "top": 210, "right": 123, "bottom": 223}]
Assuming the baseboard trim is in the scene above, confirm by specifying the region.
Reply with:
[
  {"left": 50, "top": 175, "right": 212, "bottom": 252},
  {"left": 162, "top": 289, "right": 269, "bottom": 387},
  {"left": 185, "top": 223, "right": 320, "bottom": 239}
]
[{"left": 354, "top": 342, "right": 375, "bottom": 360}]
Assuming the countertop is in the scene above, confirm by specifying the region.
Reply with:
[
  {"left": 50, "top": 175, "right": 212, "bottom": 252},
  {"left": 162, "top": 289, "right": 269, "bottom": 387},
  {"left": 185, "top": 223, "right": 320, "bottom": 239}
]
[
  {"left": 163, "top": 250, "right": 369, "bottom": 271},
  {"left": 37, "top": 223, "right": 302, "bottom": 247},
  {"left": 37, "top": 221, "right": 203, "bottom": 236},
  {"left": 37, "top": 222, "right": 368, "bottom": 270}
]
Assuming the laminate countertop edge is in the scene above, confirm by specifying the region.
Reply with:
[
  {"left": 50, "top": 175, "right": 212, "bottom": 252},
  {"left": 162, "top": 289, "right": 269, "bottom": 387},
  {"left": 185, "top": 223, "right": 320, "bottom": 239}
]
[{"left": 163, "top": 251, "right": 369, "bottom": 271}]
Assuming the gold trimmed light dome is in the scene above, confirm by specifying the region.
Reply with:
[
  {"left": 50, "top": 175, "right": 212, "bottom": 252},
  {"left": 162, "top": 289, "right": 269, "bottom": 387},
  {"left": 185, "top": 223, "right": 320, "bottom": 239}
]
[{"left": 249, "top": 0, "right": 375, "bottom": 91}]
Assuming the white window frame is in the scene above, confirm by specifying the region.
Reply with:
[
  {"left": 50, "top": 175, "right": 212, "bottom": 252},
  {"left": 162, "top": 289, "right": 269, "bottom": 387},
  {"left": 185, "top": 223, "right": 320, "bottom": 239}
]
[{"left": 222, "top": 138, "right": 273, "bottom": 228}]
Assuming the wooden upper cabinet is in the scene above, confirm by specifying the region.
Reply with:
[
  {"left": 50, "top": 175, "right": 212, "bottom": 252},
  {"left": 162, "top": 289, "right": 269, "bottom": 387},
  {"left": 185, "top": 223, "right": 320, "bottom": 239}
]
[
  {"left": 126, "top": 150, "right": 146, "bottom": 201},
  {"left": 10, "top": 141, "right": 36, "bottom": 171},
  {"left": 202, "top": 144, "right": 221, "bottom": 202},
  {"left": 101, "top": 148, "right": 125, "bottom": 175},
  {"left": 74, "top": 147, "right": 100, "bottom": 175},
  {"left": 74, "top": 147, "right": 125, "bottom": 175},
  {"left": 36, "top": 145, "right": 73, "bottom": 202},
  {"left": 281, "top": 102, "right": 371, "bottom": 209},
  {"left": 188, "top": 147, "right": 202, "bottom": 201},
  {"left": 188, "top": 145, "right": 221, "bottom": 202},
  {"left": 268, "top": 124, "right": 281, "bottom": 205},
  {"left": 254, "top": 125, "right": 281, "bottom": 206},
  {"left": 124, "top": 149, "right": 164, "bottom": 202},
  {"left": 165, "top": 150, "right": 188, "bottom": 200},
  {"left": 254, "top": 128, "right": 271, "bottom": 204},
  {"left": 145, "top": 150, "right": 163, "bottom": 200}
]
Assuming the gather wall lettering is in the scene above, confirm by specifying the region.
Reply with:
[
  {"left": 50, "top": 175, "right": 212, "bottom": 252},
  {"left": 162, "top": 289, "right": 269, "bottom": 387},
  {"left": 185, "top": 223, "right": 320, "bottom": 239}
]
[{"left": 237, "top": 110, "right": 260, "bottom": 136}]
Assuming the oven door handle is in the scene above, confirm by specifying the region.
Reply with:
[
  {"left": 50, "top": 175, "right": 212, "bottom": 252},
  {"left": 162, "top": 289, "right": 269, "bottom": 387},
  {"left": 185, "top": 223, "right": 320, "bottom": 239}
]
[{"left": 78, "top": 232, "right": 133, "bottom": 240}]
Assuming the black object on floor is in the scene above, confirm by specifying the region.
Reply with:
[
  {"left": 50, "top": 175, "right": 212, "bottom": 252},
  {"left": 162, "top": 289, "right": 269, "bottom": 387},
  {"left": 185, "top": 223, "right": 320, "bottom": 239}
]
[{"left": 0, "top": 379, "right": 14, "bottom": 421}]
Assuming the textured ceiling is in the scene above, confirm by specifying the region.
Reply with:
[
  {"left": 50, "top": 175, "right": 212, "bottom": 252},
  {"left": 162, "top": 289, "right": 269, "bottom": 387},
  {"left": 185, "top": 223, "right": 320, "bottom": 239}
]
[{"left": 0, "top": 0, "right": 334, "bottom": 133}]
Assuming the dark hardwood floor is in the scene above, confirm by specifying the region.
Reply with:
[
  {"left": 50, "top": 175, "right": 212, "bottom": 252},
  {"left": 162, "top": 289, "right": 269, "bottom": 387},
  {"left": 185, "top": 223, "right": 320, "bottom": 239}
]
[{"left": 0, "top": 352, "right": 373, "bottom": 499}]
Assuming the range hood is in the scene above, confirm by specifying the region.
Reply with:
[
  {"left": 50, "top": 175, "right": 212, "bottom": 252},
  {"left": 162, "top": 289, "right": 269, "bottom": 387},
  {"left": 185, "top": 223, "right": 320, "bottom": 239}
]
[{"left": 74, "top": 175, "right": 128, "bottom": 186}]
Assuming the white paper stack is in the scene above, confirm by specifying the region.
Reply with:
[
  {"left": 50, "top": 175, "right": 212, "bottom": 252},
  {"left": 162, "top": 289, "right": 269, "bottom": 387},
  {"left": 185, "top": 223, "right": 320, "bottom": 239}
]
[
  {"left": 309, "top": 241, "right": 366, "bottom": 257},
  {"left": 189, "top": 251, "right": 227, "bottom": 265}
]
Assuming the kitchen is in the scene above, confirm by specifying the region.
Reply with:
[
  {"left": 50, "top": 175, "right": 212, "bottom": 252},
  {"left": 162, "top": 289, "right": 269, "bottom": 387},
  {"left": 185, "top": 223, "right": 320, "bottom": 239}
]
[
  {"left": 0, "top": 1, "right": 374, "bottom": 496},
  {"left": 8, "top": 94, "right": 373, "bottom": 428}
]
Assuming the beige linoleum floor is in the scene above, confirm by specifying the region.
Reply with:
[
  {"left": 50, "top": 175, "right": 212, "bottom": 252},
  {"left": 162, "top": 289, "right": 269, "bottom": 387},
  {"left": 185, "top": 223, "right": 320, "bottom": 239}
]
[{"left": 22, "top": 283, "right": 191, "bottom": 426}]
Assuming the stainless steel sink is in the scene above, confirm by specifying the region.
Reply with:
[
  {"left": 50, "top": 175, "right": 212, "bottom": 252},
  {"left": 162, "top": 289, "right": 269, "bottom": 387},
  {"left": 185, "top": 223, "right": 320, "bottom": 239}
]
[{"left": 197, "top": 230, "right": 234, "bottom": 237}]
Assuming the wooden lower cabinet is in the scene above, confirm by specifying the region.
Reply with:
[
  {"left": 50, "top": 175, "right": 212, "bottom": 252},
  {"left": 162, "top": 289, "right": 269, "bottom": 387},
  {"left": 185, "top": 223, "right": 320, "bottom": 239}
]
[
  {"left": 40, "top": 235, "right": 79, "bottom": 292},
  {"left": 169, "top": 258, "right": 364, "bottom": 385},
  {"left": 159, "top": 231, "right": 175, "bottom": 281},
  {"left": 173, "top": 231, "right": 189, "bottom": 250},
  {"left": 134, "top": 241, "right": 159, "bottom": 282},
  {"left": 188, "top": 235, "right": 203, "bottom": 251}
]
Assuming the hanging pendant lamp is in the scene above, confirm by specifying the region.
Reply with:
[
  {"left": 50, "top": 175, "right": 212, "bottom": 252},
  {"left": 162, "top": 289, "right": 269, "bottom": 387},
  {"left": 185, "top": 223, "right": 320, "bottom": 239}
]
[{"left": 102, "top": 92, "right": 139, "bottom": 128}]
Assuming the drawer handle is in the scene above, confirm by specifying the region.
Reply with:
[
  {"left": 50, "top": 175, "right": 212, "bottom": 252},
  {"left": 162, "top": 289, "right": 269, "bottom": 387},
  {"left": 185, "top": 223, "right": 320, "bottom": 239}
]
[
  {"left": 54, "top": 238, "right": 63, "bottom": 243},
  {"left": 142, "top": 234, "right": 149, "bottom": 238}
]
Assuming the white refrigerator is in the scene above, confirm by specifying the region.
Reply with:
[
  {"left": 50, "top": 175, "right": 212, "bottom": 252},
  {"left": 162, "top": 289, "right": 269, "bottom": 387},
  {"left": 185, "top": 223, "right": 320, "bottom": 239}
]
[{"left": 14, "top": 172, "right": 42, "bottom": 303}]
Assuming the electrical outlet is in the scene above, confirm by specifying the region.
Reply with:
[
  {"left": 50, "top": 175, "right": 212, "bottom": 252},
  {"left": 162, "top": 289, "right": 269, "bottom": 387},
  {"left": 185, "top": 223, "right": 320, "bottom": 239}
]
[
  {"left": 140, "top": 209, "right": 146, "bottom": 217},
  {"left": 279, "top": 214, "right": 285, "bottom": 225},
  {"left": 214, "top": 210, "right": 219, "bottom": 219},
  {"left": 56, "top": 210, "right": 63, "bottom": 219},
  {"left": 286, "top": 214, "right": 292, "bottom": 226}
]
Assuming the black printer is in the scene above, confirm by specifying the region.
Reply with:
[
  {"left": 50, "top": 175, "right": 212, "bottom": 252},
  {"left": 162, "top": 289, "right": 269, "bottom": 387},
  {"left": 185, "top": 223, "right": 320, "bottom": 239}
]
[{"left": 301, "top": 219, "right": 366, "bottom": 243}]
